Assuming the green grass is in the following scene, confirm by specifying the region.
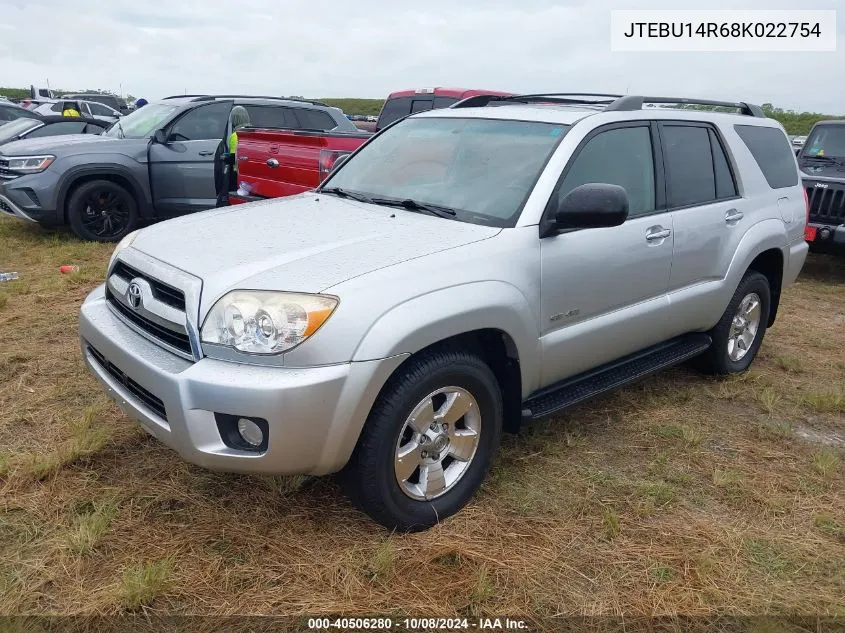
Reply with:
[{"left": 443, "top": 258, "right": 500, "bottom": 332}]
[
  {"left": 744, "top": 539, "right": 791, "bottom": 575},
  {"left": 118, "top": 558, "right": 174, "bottom": 610},
  {"left": 812, "top": 450, "right": 840, "bottom": 479},
  {"left": 66, "top": 499, "right": 119, "bottom": 555},
  {"left": 320, "top": 98, "right": 385, "bottom": 116},
  {"left": 800, "top": 392, "right": 845, "bottom": 414},
  {"left": 813, "top": 514, "right": 841, "bottom": 537}
]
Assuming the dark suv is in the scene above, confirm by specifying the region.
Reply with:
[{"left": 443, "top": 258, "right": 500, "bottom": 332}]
[
  {"left": 0, "top": 95, "right": 356, "bottom": 241},
  {"left": 798, "top": 120, "right": 845, "bottom": 254}
]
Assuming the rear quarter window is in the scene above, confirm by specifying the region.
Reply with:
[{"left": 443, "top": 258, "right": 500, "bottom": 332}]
[
  {"left": 734, "top": 124, "right": 798, "bottom": 189},
  {"left": 293, "top": 109, "right": 337, "bottom": 131}
]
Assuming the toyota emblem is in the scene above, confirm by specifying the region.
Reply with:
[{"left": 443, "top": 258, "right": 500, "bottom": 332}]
[{"left": 126, "top": 282, "right": 142, "bottom": 310}]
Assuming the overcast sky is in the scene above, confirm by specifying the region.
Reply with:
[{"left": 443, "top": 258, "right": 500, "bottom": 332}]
[{"left": 1, "top": 0, "right": 843, "bottom": 113}]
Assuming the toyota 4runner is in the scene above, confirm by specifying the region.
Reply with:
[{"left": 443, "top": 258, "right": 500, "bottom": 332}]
[{"left": 79, "top": 93, "right": 808, "bottom": 531}]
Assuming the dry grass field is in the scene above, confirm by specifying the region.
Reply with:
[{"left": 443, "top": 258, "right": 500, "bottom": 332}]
[{"left": 0, "top": 215, "right": 843, "bottom": 627}]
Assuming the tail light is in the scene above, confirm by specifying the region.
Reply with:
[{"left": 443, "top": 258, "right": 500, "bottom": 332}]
[
  {"left": 802, "top": 187, "right": 815, "bottom": 241},
  {"left": 318, "top": 150, "right": 350, "bottom": 182}
]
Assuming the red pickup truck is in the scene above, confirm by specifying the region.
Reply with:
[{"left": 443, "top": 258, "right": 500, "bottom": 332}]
[{"left": 228, "top": 87, "right": 511, "bottom": 205}]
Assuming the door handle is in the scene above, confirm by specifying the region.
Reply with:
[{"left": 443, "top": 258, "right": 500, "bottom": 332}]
[
  {"left": 266, "top": 158, "right": 280, "bottom": 168},
  {"left": 198, "top": 150, "right": 215, "bottom": 156},
  {"left": 725, "top": 209, "right": 744, "bottom": 224},
  {"left": 645, "top": 227, "right": 671, "bottom": 241}
]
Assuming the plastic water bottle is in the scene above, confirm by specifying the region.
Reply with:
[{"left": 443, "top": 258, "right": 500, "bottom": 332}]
[{"left": 0, "top": 272, "right": 20, "bottom": 282}]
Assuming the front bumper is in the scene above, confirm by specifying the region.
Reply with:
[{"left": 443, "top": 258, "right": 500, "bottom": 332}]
[
  {"left": 0, "top": 174, "right": 61, "bottom": 225},
  {"left": 806, "top": 222, "right": 845, "bottom": 254},
  {"left": 79, "top": 284, "right": 406, "bottom": 476}
]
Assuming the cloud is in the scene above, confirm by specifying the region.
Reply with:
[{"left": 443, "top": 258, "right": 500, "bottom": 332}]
[{"left": 0, "top": 0, "right": 842, "bottom": 113}]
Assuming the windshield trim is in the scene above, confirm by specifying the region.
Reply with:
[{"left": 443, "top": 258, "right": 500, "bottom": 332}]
[{"left": 318, "top": 116, "right": 570, "bottom": 228}]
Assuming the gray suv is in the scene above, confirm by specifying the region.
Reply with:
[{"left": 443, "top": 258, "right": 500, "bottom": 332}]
[
  {"left": 79, "top": 93, "right": 808, "bottom": 530},
  {"left": 0, "top": 95, "right": 357, "bottom": 241}
]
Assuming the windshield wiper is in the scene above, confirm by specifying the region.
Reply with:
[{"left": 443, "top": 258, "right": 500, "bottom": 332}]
[
  {"left": 320, "top": 187, "right": 373, "bottom": 203},
  {"left": 368, "top": 197, "right": 458, "bottom": 219},
  {"left": 802, "top": 155, "right": 845, "bottom": 167}
]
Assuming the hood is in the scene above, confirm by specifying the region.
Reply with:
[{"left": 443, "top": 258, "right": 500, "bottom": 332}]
[
  {"left": 799, "top": 159, "right": 845, "bottom": 181},
  {"left": 130, "top": 193, "right": 501, "bottom": 314},
  {"left": 0, "top": 134, "right": 112, "bottom": 155}
]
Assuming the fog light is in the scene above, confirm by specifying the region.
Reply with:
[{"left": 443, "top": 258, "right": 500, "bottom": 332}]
[
  {"left": 819, "top": 227, "right": 832, "bottom": 240},
  {"left": 237, "top": 418, "right": 264, "bottom": 447}
]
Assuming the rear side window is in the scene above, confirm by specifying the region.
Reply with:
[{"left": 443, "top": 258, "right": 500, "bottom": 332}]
[
  {"left": 243, "top": 105, "right": 298, "bottom": 129},
  {"left": 88, "top": 102, "right": 114, "bottom": 116},
  {"left": 376, "top": 97, "right": 413, "bottom": 130},
  {"left": 50, "top": 103, "right": 64, "bottom": 113},
  {"left": 734, "top": 124, "right": 798, "bottom": 189},
  {"left": 293, "top": 108, "right": 337, "bottom": 131},
  {"left": 558, "top": 125, "right": 656, "bottom": 216},
  {"left": 433, "top": 96, "right": 459, "bottom": 109},
  {"left": 662, "top": 124, "right": 738, "bottom": 207},
  {"left": 662, "top": 125, "right": 715, "bottom": 207}
]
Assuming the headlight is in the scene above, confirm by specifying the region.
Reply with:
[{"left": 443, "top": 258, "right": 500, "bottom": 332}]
[
  {"left": 5, "top": 155, "right": 55, "bottom": 174},
  {"left": 201, "top": 291, "right": 338, "bottom": 354},
  {"left": 107, "top": 229, "right": 139, "bottom": 270}
]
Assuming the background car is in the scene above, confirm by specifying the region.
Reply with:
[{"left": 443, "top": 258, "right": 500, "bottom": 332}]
[
  {"left": 61, "top": 93, "right": 128, "bottom": 115},
  {"left": 0, "top": 101, "right": 42, "bottom": 123},
  {"left": 33, "top": 99, "right": 121, "bottom": 123},
  {"left": 0, "top": 115, "right": 108, "bottom": 146}
]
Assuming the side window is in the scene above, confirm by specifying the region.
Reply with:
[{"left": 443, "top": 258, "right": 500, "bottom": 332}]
[
  {"left": 50, "top": 102, "right": 64, "bottom": 113},
  {"left": 662, "top": 125, "right": 715, "bottom": 207},
  {"left": 734, "top": 124, "right": 799, "bottom": 189},
  {"left": 709, "top": 128, "right": 737, "bottom": 199},
  {"left": 243, "top": 105, "right": 298, "bottom": 129},
  {"left": 410, "top": 99, "right": 434, "bottom": 113},
  {"left": 293, "top": 108, "right": 337, "bottom": 131},
  {"left": 27, "top": 122, "right": 86, "bottom": 138},
  {"left": 88, "top": 102, "right": 113, "bottom": 116},
  {"left": 169, "top": 101, "right": 231, "bottom": 141},
  {"left": 84, "top": 122, "right": 106, "bottom": 134},
  {"left": 433, "top": 96, "right": 459, "bottom": 109},
  {"left": 557, "top": 125, "right": 656, "bottom": 216},
  {"left": 376, "top": 97, "right": 413, "bottom": 129}
]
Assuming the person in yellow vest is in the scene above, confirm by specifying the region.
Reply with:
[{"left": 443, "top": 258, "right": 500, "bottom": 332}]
[
  {"left": 227, "top": 106, "right": 251, "bottom": 174},
  {"left": 62, "top": 101, "right": 81, "bottom": 117}
]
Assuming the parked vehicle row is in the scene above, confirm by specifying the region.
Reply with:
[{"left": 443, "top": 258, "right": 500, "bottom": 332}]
[{"left": 75, "top": 92, "right": 809, "bottom": 530}]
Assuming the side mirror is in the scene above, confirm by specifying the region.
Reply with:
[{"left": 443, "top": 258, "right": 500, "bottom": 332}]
[
  {"left": 153, "top": 129, "right": 168, "bottom": 144},
  {"left": 555, "top": 183, "right": 629, "bottom": 230}
]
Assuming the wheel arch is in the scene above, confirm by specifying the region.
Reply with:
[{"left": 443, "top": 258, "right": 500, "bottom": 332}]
[
  {"left": 746, "top": 248, "right": 784, "bottom": 327},
  {"left": 58, "top": 166, "right": 152, "bottom": 223}
]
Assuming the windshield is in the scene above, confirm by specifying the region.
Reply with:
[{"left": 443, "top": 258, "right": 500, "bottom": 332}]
[
  {"left": 802, "top": 125, "right": 845, "bottom": 158},
  {"left": 103, "top": 103, "right": 178, "bottom": 139},
  {"left": 322, "top": 117, "right": 569, "bottom": 227},
  {"left": 0, "top": 118, "right": 42, "bottom": 144}
]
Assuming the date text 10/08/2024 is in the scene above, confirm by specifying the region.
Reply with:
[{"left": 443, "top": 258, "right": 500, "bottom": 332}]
[{"left": 307, "top": 617, "right": 529, "bottom": 630}]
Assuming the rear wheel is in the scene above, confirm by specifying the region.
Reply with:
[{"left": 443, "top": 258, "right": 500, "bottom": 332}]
[
  {"left": 67, "top": 179, "right": 138, "bottom": 242},
  {"left": 342, "top": 348, "right": 503, "bottom": 531},
  {"left": 693, "top": 271, "right": 771, "bottom": 375}
]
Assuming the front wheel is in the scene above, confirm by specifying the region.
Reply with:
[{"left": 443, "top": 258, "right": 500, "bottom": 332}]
[
  {"left": 342, "top": 348, "right": 503, "bottom": 531},
  {"left": 693, "top": 271, "right": 771, "bottom": 375},
  {"left": 67, "top": 179, "right": 138, "bottom": 242}
]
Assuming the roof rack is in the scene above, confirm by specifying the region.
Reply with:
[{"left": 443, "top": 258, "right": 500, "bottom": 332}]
[
  {"left": 452, "top": 93, "right": 765, "bottom": 117},
  {"left": 161, "top": 95, "right": 330, "bottom": 107}
]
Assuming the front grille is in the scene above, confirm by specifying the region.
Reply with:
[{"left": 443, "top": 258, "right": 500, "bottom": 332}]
[
  {"left": 106, "top": 288, "right": 193, "bottom": 355},
  {"left": 0, "top": 158, "right": 17, "bottom": 181},
  {"left": 806, "top": 183, "right": 845, "bottom": 224},
  {"left": 111, "top": 261, "right": 186, "bottom": 311},
  {"left": 87, "top": 345, "right": 167, "bottom": 421}
]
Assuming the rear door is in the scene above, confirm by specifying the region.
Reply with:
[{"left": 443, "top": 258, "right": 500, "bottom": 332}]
[
  {"left": 660, "top": 121, "right": 747, "bottom": 332},
  {"left": 148, "top": 100, "right": 232, "bottom": 216}
]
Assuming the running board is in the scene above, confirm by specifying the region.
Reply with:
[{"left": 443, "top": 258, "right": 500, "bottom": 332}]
[{"left": 522, "top": 333, "right": 712, "bottom": 421}]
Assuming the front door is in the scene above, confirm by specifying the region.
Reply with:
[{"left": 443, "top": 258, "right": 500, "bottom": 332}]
[
  {"left": 539, "top": 122, "right": 674, "bottom": 386},
  {"left": 148, "top": 100, "right": 232, "bottom": 216}
]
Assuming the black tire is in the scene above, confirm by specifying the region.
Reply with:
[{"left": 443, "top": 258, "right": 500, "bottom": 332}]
[
  {"left": 693, "top": 271, "right": 771, "bottom": 375},
  {"left": 342, "top": 348, "right": 503, "bottom": 532},
  {"left": 67, "top": 179, "right": 138, "bottom": 242}
]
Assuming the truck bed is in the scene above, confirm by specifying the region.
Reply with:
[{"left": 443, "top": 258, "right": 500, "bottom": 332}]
[{"left": 230, "top": 127, "right": 371, "bottom": 203}]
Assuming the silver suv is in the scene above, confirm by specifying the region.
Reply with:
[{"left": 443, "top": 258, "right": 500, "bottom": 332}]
[{"left": 79, "top": 93, "right": 808, "bottom": 531}]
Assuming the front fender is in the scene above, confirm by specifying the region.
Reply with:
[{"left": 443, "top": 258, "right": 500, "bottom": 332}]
[
  {"left": 56, "top": 161, "right": 152, "bottom": 219},
  {"left": 352, "top": 281, "right": 541, "bottom": 397}
]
